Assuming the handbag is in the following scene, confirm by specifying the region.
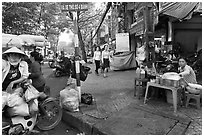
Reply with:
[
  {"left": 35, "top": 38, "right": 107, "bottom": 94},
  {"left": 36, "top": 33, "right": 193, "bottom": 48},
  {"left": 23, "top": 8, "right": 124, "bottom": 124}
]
[
  {"left": 81, "top": 93, "right": 93, "bottom": 105},
  {"left": 100, "top": 61, "right": 104, "bottom": 69},
  {"left": 71, "top": 63, "right": 90, "bottom": 81}
]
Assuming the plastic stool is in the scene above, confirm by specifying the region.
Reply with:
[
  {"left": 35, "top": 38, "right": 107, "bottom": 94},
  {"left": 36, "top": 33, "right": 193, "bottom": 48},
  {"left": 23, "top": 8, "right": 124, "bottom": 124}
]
[
  {"left": 185, "top": 93, "right": 201, "bottom": 109},
  {"left": 134, "top": 78, "right": 148, "bottom": 99}
]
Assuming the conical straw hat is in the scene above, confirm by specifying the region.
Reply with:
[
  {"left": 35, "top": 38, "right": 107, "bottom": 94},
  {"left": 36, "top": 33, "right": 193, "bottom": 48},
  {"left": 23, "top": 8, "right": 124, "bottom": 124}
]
[{"left": 3, "top": 47, "right": 26, "bottom": 56}]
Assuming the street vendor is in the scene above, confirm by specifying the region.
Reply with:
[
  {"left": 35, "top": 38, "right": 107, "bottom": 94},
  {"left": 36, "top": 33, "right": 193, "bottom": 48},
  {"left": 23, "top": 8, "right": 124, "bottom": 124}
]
[
  {"left": 2, "top": 47, "right": 29, "bottom": 93},
  {"left": 178, "top": 57, "right": 197, "bottom": 84}
]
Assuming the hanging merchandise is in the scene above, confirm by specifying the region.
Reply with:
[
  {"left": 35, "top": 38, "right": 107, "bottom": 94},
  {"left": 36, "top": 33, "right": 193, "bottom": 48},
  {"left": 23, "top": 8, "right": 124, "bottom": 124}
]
[
  {"left": 136, "top": 67, "right": 141, "bottom": 79},
  {"left": 135, "top": 67, "right": 141, "bottom": 85}
]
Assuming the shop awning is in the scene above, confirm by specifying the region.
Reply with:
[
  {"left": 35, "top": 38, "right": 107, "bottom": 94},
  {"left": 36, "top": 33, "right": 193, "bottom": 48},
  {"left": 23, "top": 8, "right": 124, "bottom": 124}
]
[{"left": 159, "top": 2, "right": 201, "bottom": 20}]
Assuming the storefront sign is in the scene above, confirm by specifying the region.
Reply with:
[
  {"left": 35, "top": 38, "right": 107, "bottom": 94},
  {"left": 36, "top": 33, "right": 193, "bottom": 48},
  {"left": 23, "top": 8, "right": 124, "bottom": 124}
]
[
  {"left": 61, "top": 2, "right": 89, "bottom": 11},
  {"left": 130, "top": 7, "right": 145, "bottom": 35},
  {"left": 116, "top": 33, "right": 130, "bottom": 52}
]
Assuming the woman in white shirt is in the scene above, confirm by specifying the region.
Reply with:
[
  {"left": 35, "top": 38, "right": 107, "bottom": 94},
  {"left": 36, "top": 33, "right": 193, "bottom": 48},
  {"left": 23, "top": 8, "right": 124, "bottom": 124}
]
[
  {"left": 93, "top": 46, "right": 101, "bottom": 75},
  {"left": 102, "top": 45, "right": 111, "bottom": 78},
  {"left": 178, "top": 57, "right": 197, "bottom": 84}
]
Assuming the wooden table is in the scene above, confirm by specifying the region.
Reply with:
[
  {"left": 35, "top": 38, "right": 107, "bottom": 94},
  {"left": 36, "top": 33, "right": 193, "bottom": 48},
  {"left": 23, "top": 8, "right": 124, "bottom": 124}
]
[{"left": 144, "top": 82, "right": 182, "bottom": 113}]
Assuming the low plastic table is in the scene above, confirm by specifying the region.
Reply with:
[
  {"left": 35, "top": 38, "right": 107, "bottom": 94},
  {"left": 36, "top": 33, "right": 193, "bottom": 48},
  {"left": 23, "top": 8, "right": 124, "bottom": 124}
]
[{"left": 144, "top": 82, "right": 182, "bottom": 113}]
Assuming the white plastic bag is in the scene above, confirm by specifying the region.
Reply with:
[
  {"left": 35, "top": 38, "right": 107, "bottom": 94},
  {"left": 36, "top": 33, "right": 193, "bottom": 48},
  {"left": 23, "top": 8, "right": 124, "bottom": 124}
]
[
  {"left": 24, "top": 85, "right": 40, "bottom": 102},
  {"left": 7, "top": 93, "right": 23, "bottom": 108},
  {"left": 2, "top": 92, "right": 9, "bottom": 109},
  {"left": 28, "top": 99, "right": 39, "bottom": 113},
  {"left": 7, "top": 97, "right": 30, "bottom": 116},
  {"left": 60, "top": 87, "right": 79, "bottom": 112}
]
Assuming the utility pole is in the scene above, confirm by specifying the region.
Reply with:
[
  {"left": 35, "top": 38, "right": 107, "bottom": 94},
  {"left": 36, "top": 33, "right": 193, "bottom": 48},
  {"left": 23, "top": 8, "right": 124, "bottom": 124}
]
[{"left": 61, "top": 2, "right": 88, "bottom": 102}]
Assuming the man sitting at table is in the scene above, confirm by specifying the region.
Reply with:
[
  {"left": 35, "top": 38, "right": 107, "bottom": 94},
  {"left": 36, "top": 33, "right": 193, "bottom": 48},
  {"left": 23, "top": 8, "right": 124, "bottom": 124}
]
[{"left": 178, "top": 57, "right": 197, "bottom": 84}]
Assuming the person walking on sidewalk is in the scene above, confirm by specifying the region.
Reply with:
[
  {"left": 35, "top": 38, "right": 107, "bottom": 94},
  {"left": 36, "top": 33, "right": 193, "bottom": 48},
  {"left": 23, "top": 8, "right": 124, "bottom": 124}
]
[
  {"left": 101, "top": 45, "right": 111, "bottom": 78},
  {"left": 93, "top": 46, "right": 101, "bottom": 75}
]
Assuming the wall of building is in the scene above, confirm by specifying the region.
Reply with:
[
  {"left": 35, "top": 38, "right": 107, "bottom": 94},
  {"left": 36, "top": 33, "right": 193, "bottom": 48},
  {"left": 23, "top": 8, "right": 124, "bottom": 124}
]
[{"left": 173, "top": 14, "right": 202, "bottom": 55}]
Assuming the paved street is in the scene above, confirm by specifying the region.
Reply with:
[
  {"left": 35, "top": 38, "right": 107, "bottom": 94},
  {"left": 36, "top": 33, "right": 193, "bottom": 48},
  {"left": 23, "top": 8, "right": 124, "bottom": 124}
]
[{"left": 61, "top": 62, "right": 202, "bottom": 135}]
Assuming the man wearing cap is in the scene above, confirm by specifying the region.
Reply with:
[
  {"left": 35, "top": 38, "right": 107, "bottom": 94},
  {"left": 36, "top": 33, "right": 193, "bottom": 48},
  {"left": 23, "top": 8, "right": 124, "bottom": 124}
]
[{"left": 2, "top": 47, "right": 29, "bottom": 93}]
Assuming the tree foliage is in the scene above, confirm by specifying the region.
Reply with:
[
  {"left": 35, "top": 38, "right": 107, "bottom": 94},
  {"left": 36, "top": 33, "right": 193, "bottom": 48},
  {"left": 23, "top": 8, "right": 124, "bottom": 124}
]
[{"left": 2, "top": 2, "right": 106, "bottom": 61}]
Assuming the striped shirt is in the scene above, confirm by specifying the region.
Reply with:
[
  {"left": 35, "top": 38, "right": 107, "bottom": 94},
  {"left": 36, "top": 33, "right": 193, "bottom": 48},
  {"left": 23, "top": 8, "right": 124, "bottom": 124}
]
[{"left": 178, "top": 65, "right": 197, "bottom": 84}]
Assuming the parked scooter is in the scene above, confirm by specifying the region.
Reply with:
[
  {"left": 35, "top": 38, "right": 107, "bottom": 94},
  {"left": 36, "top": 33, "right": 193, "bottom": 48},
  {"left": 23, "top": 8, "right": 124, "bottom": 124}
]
[
  {"left": 48, "top": 59, "right": 56, "bottom": 68},
  {"left": 53, "top": 57, "right": 72, "bottom": 77},
  {"left": 2, "top": 82, "right": 62, "bottom": 135}
]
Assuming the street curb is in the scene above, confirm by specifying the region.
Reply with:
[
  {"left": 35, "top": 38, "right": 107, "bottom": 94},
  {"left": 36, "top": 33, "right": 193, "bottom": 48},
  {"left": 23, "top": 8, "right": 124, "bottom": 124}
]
[
  {"left": 62, "top": 104, "right": 192, "bottom": 135},
  {"left": 62, "top": 110, "right": 106, "bottom": 135}
]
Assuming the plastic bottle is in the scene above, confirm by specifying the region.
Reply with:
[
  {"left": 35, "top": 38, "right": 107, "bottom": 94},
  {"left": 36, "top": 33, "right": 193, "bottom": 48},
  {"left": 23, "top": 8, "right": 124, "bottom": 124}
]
[
  {"left": 152, "top": 63, "right": 157, "bottom": 76},
  {"left": 135, "top": 67, "right": 141, "bottom": 85},
  {"left": 140, "top": 67, "right": 146, "bottom": 79},
  {"left": 136, "top": 67, "right": 141, "bottom": 79}
]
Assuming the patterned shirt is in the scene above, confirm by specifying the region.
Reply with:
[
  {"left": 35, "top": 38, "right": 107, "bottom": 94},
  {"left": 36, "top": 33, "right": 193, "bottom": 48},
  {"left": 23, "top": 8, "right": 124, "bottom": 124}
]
[{"left": 178, "top": 65, "right": 197, "bottom": 84}]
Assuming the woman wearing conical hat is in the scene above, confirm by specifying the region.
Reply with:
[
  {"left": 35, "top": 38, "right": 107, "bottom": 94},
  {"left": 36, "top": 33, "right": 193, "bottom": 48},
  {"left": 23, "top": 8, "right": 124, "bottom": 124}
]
[{"left": 2, "top": 47, "right": 29, "bottom": 93}]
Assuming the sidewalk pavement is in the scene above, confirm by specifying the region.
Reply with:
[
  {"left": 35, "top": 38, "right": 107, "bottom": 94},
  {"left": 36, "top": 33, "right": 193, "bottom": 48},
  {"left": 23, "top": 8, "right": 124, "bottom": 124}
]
[{"left": 47, "top": 63, "right": 202, "bottom": 135}]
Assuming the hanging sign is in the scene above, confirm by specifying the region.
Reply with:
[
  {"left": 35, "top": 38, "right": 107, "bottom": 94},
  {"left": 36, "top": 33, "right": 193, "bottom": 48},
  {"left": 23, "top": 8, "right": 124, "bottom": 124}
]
[{"left": 61, "top": 2, "right": 89, "bottom": 11}]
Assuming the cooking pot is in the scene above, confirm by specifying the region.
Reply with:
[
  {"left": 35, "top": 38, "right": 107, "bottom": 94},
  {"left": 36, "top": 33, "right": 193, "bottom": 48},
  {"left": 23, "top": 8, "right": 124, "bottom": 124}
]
[{"left": 161, "top": 72, "right": 181, "bottom": 87}]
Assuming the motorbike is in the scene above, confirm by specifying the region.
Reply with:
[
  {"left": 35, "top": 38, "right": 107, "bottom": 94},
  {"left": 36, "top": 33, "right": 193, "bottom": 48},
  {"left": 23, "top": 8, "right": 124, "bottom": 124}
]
[
  {"left": 2, "top": 82, "right": 62, "bottom": 135},
  {"left": 53, "top": 58, "right": 72, "bottom": 77},
  {"left": 48, "top": 59, "right": 56, "bottom": 68}
]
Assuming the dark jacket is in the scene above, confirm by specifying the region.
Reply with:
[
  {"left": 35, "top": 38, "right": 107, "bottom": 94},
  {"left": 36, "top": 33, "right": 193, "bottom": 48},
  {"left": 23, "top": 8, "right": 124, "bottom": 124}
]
[{"left": 28, "top": 61, "right": 45, "bottom": 89}]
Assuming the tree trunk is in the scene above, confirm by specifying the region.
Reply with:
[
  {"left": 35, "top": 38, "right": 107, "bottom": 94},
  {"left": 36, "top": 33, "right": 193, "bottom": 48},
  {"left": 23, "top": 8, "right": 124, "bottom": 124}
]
[{"left": 78, "top": 26, "right": 87, "bottom": 62}]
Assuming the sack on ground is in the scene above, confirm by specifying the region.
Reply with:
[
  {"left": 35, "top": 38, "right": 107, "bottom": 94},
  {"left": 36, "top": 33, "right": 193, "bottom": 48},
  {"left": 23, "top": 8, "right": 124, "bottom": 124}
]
[
  {"left": 60, "top": 87, "right": 79, "bottom": 112},
  {"left": 24, "top": 85, "right": 40, "bottom": 102}
]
